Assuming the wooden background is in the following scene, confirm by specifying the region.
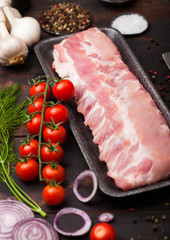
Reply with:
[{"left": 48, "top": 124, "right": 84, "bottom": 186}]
[{"left": 0, "top": 0, "right": 170, "bottom": 239}]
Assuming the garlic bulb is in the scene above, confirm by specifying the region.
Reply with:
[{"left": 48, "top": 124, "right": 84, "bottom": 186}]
[
  {"left": 11, "top": 7, "right": 22, "bottom": 18},
  {"left": 0, "top": 35, "right": 28, "bottom": 66},
  {"left": 3, "top": 5, "right": 41, "bottom": 48},
  {"left": 0, "top": 8, "right": 28, "bottom": 66},
  {"left": 0, "top": 0, "right": 11, "bottom": 8},
  {"left": 6, "top": 7, "right": 22, "bottom": 31}
]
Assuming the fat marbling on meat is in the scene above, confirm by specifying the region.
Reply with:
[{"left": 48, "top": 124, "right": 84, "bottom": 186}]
[{"left": 52, "top": 27, "right": 170, "bottom": 191}]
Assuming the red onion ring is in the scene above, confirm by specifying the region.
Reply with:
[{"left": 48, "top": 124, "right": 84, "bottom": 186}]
[
  {"left": 73, "top": 170, "right": 98, "bottom": 202},
  {"left": 53, "top": 207, "right": 92, "bottom": 236},
  {"left": 11, "top": 218, "right": 59, "bottom": 240},
  {"left": 98, "top": 212, "right": 114, "bottom": 222},
  {"left": 0, "top": 198, "right": 34, "bottom": 240}
]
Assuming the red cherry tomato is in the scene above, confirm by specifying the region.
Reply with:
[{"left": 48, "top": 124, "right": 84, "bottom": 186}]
[
  {"left": 30, "top": 82, "right": 51, "bottom": 100},
  {"left": 19, "top": 139, "right": 39, "bottom": 159},
  {"left": 41, "top": 143, "right": 64, "bottom": 163},
  {"left": 45, "top": 104, "right": 68, "bottom": 124},
  {"left": 16, "top": 158, "right": 39, "bottom": 182},
  {"left": 42, "top": 164, "right": 65, "bottom": 184},
  {"left": 90, "top": 223, "right": 116, "bottom": 240},
  {"left": 43, "top": 124, "right": 67, "bottom": 145},
  {"left": 52, "top": 79, "right": 75, "bottom": 101},
  {"left": 42, "top": 184, "right": 65, "bottom": 206},
  {"left": 28, "top": 98, "right": 48, "bottom": 114},
  {"left": 26, "top": 113, "right": 45, "bottom": 135}
]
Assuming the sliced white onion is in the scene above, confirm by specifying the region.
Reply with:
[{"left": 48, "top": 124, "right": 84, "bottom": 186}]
[
  {"left": 11, "top": 218, "right": 59, "bottom": 240},
  {"left": 0, "top": 198, "right": 34, "bottom": 240},
  {"left": 53, "top": 207, "right": 92, "bottom": 236},
  {"left": 73, "top": 170, "right": 98, "bottom": 202},
  {"left": 98, "top": 213, "right": 114, "bottom": 222}
]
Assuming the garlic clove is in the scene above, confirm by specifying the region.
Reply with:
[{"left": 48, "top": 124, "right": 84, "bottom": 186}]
[
  {"left": 11, "top": 7, "right": 22, "bottom": 18},
  {"left": 10, "top": 16, "right": 41, "bottom": 47},
  {"left": 0, "top": 0, "right": 12, "bottom": 8},
  {"left": 0, "top": 7, "right": 28, "bottom": 66},
  {"left": 6, "top": 7, "right": 22, "bottom": 31},
  {"left": 0, "top": 35, "right": 28, "bottom": 66},
  {"left": 3, "top": 4, "right": 41, "bottom": 48}
]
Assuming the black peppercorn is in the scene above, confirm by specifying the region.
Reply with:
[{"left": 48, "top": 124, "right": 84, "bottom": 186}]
[
  {"left": 40, "top": 3, "right": 91, "bottom": 35},
  {"left": 152, "top": 224, "right": 158, "bottom": 231}
]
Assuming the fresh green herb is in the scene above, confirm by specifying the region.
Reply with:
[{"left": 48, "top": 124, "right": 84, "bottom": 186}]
[{"left": 0, "top": 84, "right": 46, "bottom": 217}]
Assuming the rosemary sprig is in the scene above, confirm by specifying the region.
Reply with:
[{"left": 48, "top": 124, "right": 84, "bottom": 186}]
[{"left": 0, "top": 84, "right": 46, "bottom": 217}]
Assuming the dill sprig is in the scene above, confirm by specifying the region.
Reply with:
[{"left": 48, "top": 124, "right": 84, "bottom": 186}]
[
  {"left": 0, "top": 84, "right": 46, "bottom": 217},
  {"left": 0, "top": 84, "right": 27, "bottom": 173},
  {"left": 0, "top": 84, "right": 26, "bottom": 135}
]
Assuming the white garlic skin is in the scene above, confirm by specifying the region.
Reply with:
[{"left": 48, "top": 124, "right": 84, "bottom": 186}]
[
  {"left": 6, "top": 7, "right": 22, "bottom": 30},
  {"left": 0, "top": 35, "right": 28, "bottom": 66},
  {"left": 10, "top": 16, "right": 41, "bottom": 48}
]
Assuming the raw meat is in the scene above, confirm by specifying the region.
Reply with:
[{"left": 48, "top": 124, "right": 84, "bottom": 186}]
[{"left": 52, "top": 27, "right": 170, "bottom": 191}]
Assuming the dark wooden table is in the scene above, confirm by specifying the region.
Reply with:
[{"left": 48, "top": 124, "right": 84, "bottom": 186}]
[{"left": 0, "top": 0, "right": 170, "bottom": 239}]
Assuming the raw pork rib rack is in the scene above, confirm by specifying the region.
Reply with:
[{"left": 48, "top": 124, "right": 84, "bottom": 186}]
[{"left": 52, "top": 27, "right": 170, "bottom": 191}]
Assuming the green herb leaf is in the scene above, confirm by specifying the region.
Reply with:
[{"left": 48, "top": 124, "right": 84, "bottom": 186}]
[{"left": 0, "top": 84, "right": 46, "bottom": 217}]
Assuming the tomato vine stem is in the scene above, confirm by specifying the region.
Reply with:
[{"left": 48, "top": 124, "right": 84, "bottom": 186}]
[{"left": 37, "top": 75, "right": 53, "bottom": 181}]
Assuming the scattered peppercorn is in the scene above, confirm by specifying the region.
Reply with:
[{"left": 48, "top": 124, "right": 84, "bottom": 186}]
[
  {"left": 165, "top": 202, "right": 170, "bottom": 206},
  {"left": 146, "top": 216, "right": 151, "bottom": 221},
  {"left": 162, "top": 215, "right": 167, "bottom": 220},
  {"left": 146, "top": 45, "right": 151, "bottom": 49},
  {"left": 152, "top": 224, "right": 158, "bottom": 231},
  {"left": 154, "top": 218, "right": 159, "bottom": 223},
  {"left": 149, "top": 70, "right": 157, "bottom": 80},
  {"left": 39, "top": 3, "right": 91, "bottom": 35},
  {"left": 164, "top": 236, "right": 168, "bottom": 240},
  {"left": 132, "top": 218, "right": 137, "bottom": 223}
]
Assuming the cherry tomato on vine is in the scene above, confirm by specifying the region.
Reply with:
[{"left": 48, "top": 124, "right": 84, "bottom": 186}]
[
  {"left": 45, "top": 104, "right": 68, "bottom": 124},
  {"left": 30, "top": 82, "right": 51, "bottom": 100},
  {"left": 16, "top": 158, "right": 39, "bottom": 182},
  {"left": 28, "top": 98, "right": 48, "bottom": 114},
  {"left": 42, "top": 184, "right": 65, "bottom": 206},
  {"left": 42, "top": 164, "right": 65, "bottom": 184},
  {"left": 19, "top": 139, "right": 39, "bottom": 159},
  {"left": 41, "top": 143, "right": 64, "bottom": 163},
  {"left": 26, "top": 113, "right": 45, "bottom": 135},
  {"left": 90, "top": 223, "right": 116, "bottom": 240},
  {"left": 43, "top": 124, "right": 67, "bottom": 145},
  {"left": 52, "top": 79, "right": 75, "bottom": 101}
]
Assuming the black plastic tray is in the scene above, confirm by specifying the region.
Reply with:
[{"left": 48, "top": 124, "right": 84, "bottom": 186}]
[{"left": 34, "top": 27, "right": 170, "bottom": 197}]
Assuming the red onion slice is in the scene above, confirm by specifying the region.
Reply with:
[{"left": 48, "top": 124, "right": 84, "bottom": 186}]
[
  {"left": 53, "top": 207, "right": 92, "bottom": 236},
  {"left": 98, "top": 213, "right": 114, "bottom": 222},
  {"left": 11, "top": 218, "right": 59, "bottom": 240},
  {"left": 0, "top": 198, "right": 34, "bottom": 240},
  {"left": 73, "top": 170, "right": 98, "bottom": 202}
]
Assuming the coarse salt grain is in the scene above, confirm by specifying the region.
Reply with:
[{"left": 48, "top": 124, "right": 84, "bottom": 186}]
[{"left": 111, "top": 13, "right": 148, "bottom": 35}]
